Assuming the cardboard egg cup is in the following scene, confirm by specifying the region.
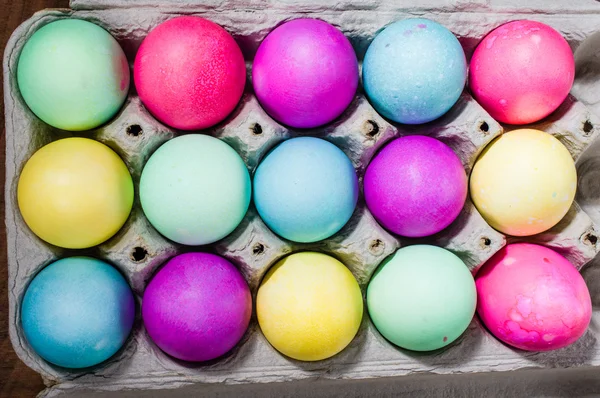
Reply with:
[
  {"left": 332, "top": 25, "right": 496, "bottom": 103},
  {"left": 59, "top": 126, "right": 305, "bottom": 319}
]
[{"left": 5, "top": 0, "right": 600, "bottom": 396}]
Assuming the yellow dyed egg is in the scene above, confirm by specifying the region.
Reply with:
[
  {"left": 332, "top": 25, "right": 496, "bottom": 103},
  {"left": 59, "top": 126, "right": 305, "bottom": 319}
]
[
  {"left": 18, "top": 138, "right": 134, "bottom": 249},
  {"left": 257, "top": 252, "right": 363, "bottom": 361},
  {"left": 470, "top": 129, "right": 576, "bottom": 236}
]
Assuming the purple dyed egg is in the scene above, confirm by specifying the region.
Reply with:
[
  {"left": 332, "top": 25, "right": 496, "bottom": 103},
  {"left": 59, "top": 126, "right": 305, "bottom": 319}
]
[
  {"left": 364, "top": 136, "right": 467, "bottom": 237},
  {"left": 142, "top": 253, "right": 252, "bottom": 362},
  {"left": 252, "top": 18, "right": 359, "bottom": 128}
]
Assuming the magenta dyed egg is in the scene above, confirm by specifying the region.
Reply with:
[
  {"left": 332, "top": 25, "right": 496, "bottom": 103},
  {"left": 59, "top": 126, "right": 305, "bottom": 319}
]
[
  {"left": 134, "top": 16, "right": 246, "bottom": 130},
  {"left": 476, "top": 243, "right": 591, "bottom": 351},
  {"left": 364, "top": 135, "right": 467, "bottom": 237},
  {"left": 142, "top": 253, "right": 252, "bottom": 362},
  {"left": 252, "top": 18, "right": 359, "bottom": 128},
  {"left": 469, "top": 20, "right": 574, "bottom": 125}
]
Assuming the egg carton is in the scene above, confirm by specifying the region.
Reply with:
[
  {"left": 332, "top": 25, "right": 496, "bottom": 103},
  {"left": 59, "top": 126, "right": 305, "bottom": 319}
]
[{"left": 5, "top": 0, "right": 600, "bottom": 396}]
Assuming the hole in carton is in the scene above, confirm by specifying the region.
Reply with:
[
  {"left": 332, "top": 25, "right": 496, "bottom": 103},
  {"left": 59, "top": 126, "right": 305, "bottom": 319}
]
[
  {"left": 126, "top": 124, "right": 143, "bottom": 137},
  {"left": 363, "top": 120, "right": 379, "bottom": 138},
  {"left": 480, "top": 237, "right": 491, "bottom": 248},
  {"left": 130, "top": 246, "right": 148, "bottom": 263},
  {"left": 369, "top": 239, "right": 384, "bottom": 255},
  {"left": 583, "top": 120, "right": 594, "bottom": 135},
  {"left": 252, "top": 243, "right": 265, "bottom": 255},
  {"left": 479, "top": 121, "right": 489, "bottom": 134},
  {"left": 583, "top": 233, "right": 598, "bottom": 247},
  {"left": 251, "top": 123, "right": 263, "bottom": 135}
]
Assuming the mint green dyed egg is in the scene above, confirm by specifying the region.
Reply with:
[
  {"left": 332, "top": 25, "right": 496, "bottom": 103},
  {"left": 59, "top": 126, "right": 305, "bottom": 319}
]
[
  {"left": 367, "top": 245, "right": 476, "bottom": 351},
  {"left": 17, "top": 19, "right": 129, "bottom": 131},
  {"left": 140, "top": 135, "right": 251, "bottom": 246}
]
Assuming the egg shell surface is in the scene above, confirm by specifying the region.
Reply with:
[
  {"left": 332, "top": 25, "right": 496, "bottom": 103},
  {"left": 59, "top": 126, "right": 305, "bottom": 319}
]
[
  {"left": 362, "top": 18, "right": 467, "bottom": 124},
  {"left": 134, "top": 16, "right": 246, "bottom": 130},
  {"left": 253, "top": 137, "right": 358, "bottom": 243},
  {"left": 364, "top": 135, "right": 467, "bottom": 237},
  {"left": 470, "top": 129, "right": 576, "bottom": 237},
  {"left": 21, "top": 257, "right": 135, "bottom": 368},
  {"left": 257, "top": 252, "right": 363, "bottom": 361},
  {"left": 17, "top": 19, "right": 130, "bottom": 131},
  {"left": 469, "top": 20, "right": 574, "bottom": 125},
  {"left": 17, "top": 137, "right": 134, "bottom": 249},
  {"left": 476, "top": 243, "right": 591, "bottom": 351},
  {"left": 142, "top": 253, "right": 252, "bottom": 362},
  {"left": 139, "top": 134, "right": 251, "bottom": 245},
  {"left": 252, "top": 18, "right": 359, "bottom": 128},
  {"left": 367, "top": 245, "right": 476, "bottom": 351}
]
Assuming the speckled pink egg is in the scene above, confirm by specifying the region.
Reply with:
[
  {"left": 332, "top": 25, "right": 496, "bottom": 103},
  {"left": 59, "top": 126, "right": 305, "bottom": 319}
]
[
  {"left": 134, "top": 16, "right": 246, "bottom": 130},
  {"left": 252, "top": 18, "right": 359, "bottom": 128},
  {"left": 469, "top": 20, "right": 574, "bottom": 125},
  {"left": 476, "top": 243, "right": 591, "bottom": 351},
  {"left": 142, "top": 253, "right": 252, "bottom": 362},
  {"left": 364, "top": 135, "right": 467, "bottom": 238}
]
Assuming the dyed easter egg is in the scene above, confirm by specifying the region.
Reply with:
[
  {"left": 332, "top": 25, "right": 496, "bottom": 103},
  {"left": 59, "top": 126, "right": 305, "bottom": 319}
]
[
  {"left": 364, "top": 135, "right": 467, "bottom": 237},
  {"left": 21, "top": 257, "right": 135, "bottom": 368},
  {"left": 140, "top": 135, "right": 250, "bottom": 245},
  {"left": 470, "top": 129, "right": 576, "bottom": 236},
  {"left": 476, "top": 243, "right": 591, "bottom": 351},
  {"left": 469, "top": 20, "right": 574, "bottom": 125},
  {"left": 362, "top": 18, "right": 467, "bottom": 124},
  {"left": 257, "top": 252, "right": 363, "bottom": 361},
  {"left": 253, "top": 137, "right": 358, "bottom": 243},
  {"left": 143, "top": 253, "right": 252, "bottom": 362},
  {"left": 253, "top": 18, "right": 359, "bottom": 128},
  {"left": 367, "top": 245, "right": 476, "bottom": 351},
  {"left": 18, "top": 19, "right": 129, "bottom": 131},
  {"left": 17, "top": 138, "right": 133, "bottom": 249},
  {"left": 134, "top": 16, "right": 246, "bottom": 130}
]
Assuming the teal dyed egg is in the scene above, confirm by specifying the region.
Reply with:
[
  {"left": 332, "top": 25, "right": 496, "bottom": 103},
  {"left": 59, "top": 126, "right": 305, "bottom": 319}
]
[
  {"left": 21, "top": 257, "right": 135, "bottom": 368},
  {"left": 140, "top": 135, "right": 251, "bottom": 245},
  {"left": 17, "top": 19, "right": 129, "bottom": 131}
]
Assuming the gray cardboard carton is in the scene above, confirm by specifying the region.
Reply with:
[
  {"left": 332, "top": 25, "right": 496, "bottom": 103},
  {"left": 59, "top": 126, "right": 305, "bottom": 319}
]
[{"left": 5, "top": 1, "right": 600, "bottom": 396}]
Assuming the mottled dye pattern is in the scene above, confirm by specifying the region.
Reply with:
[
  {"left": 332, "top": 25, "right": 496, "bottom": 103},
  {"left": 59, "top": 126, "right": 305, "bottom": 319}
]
[
  {"left": 134, "top": 16, "right": 246, "bottom": 130},
  {"left": 21, "top": 257, "right": 135, "bottom": 368},
  {"left": 364, "top": 135, "right": 467, "bottom": 237},
  {"left": 252, "top": 18, "right": 359, "bottom": 128},
  {"left": 17, "top": 19, "right": 129, "bottom": 131},
  {"left": 142, "top": 253, "right": 252, "bottom": 362},
  {"left": 469, "top": 20, "right": 574, "bottom": 125},
  {"left": 476, "top": 243, "right": 591, "bottom": 351},
  {"left": 362, "top": 18, "right": 467, "bottom": 124}
]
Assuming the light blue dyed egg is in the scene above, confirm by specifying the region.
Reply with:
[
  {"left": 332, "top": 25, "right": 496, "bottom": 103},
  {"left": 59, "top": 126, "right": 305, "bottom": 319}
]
[
  {"left": 21, "top": 257, "right": 135, "bottom": 369},
  {"left": 254, "top": 137, "right": 358, "bottom": 243},
  {"left": 362, "top": 18, "right": 467, "bottom": 124}
]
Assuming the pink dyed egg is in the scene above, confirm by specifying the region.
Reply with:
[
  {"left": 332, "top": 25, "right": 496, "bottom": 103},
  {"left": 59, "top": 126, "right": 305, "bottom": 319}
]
[
  {"left": 134, "top": 16, "right": 246, "bottom": 130},
  {"left": 469, "top": 20, "right": 574, "bottom": 125},
  {"left": 476, "top": 243, "right": 591, "bottom": 351},
  {"left": 252, "top": 18, "right": 359, "bottom": 128}
]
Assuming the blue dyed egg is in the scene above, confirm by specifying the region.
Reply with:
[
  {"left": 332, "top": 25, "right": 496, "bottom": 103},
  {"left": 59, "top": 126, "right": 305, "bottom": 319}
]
[
  {"left": 362, "top": 18, "right": 467, "bottom": 124},
  {"left": 254, "top": 137, "right": 358, "bottom": 243},
  {"left": 21, "top": 257, "right": 135, "bottom": 368}
]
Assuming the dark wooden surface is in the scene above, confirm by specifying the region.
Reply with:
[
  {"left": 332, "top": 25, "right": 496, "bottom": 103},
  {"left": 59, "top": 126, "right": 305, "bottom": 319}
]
[{"left": 1, "top": 1, "right": 70, "bottom": 397}]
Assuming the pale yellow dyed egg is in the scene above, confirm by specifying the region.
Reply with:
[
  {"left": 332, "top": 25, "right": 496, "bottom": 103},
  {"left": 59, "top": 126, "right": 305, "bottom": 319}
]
[
  {"left": 470, "top": 129, "right": 576, "bottom": 236},
  {"left": 256, "top": 252, "right": 363, "bottom": 361},
  {"left": 17, "top": 138, "right": 134, "bottom": 249}
]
